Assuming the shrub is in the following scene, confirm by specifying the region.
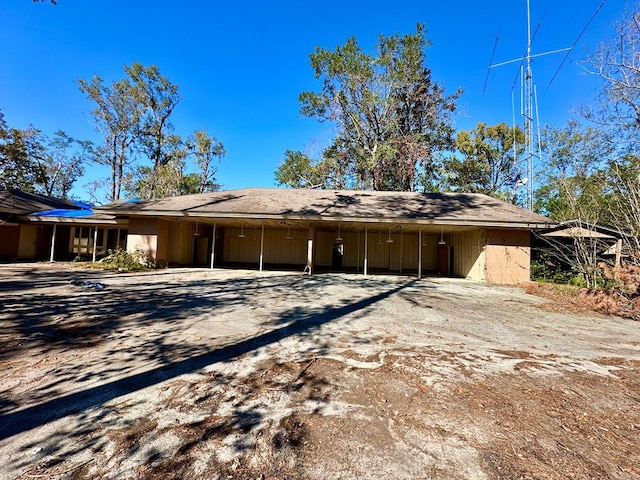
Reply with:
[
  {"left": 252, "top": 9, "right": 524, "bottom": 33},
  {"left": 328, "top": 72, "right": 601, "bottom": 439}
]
[{"left": 97, "top": 248, "right": 154, "bottom": 271}]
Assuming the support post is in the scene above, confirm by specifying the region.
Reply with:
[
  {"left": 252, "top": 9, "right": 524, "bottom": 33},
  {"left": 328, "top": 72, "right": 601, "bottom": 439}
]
[
  {"left": 364, "top": 227, "right": 368, "bottom": 276},
  {"left": 210, "top": 223, "right": 216, "bottom": 269},
  {"left": 357, "top": 230, "right": 360, "bottom": 273},
  {"left": 49, "top": 224, "right": 57, "bottom": 263},
  {"left": 615, "top": 238, "right": 622, "bottom": 268},
  {"left": 92, "top": 227, "right": 98, "bottom": 263},
  {"left": 399, "top": 230, "right": 403, "bottom": 273},
  {"left": 306, "top": 224, "right": 316, "bottom": 275},
  {"left": 259, "top": 224, "right": 264, "bottom": 272},
  {"left": 418, "top": 230, "right": 422, "bottom": 279}
]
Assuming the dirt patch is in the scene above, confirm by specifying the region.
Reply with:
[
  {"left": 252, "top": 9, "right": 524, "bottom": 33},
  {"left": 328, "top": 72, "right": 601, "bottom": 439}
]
[{"left": 526, "top": 281, "right": 640, "bottom": 321}]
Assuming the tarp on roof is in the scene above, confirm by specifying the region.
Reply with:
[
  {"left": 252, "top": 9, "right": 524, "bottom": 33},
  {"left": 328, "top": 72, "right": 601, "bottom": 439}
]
[{"left": 30, "top": 208, "right": 94, "bottom": 218}]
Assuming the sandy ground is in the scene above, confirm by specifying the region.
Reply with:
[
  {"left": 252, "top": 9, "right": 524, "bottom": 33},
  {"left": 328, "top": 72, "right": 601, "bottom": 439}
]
[{"left": 0, "top": 263, "right": 639, "bottom": 479}]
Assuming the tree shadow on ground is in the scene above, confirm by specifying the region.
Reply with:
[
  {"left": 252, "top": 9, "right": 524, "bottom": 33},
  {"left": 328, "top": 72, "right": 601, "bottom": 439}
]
[{"left": 0, "top": 272, "right": 415, "bottom": 441}]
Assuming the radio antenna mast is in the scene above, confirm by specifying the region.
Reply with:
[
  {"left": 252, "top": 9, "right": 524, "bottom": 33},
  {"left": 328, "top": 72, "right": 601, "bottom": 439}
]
[{"left": 487, "top": 0, "right": 571, "bottom": 210}]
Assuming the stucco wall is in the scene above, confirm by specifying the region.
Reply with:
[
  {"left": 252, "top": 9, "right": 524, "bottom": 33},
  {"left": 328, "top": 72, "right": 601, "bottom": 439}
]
[
  {"left": 484, "top": 228, "right": 531, "bottom": 285},
  {"left": 127, "top": 217, "right": 160, "bottom": 264}
]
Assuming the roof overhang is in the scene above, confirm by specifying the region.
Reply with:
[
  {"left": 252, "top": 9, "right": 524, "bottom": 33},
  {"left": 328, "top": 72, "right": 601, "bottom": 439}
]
[
  {"left": 541, "top": 226, "right": 616, "bottom": 239},
  {"left": 27, "top": 216, "right": 129, "bottom": 226},
  {"left": 119, "top": 211, "right": 554, "bottom": 230}
]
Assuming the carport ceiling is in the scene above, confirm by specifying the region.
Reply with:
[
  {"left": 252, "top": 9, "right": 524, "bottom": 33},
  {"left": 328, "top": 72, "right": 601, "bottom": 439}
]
[{"left": 181, "top": 217, "right": 478, "bottom": 234}]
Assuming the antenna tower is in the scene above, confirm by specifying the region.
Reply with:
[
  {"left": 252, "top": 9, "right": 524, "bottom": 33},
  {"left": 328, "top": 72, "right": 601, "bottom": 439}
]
[
  {"left": 523, "top": 0, "right": 535, "bottom": 211},
  {"left": 485, "top": 0, "right": 572, "bottom": 210}
]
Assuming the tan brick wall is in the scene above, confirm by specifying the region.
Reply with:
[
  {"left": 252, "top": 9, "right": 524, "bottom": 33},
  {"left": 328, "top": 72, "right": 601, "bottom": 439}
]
[{"left": 485, "top": 229, "right": 531, "bottom": 285}]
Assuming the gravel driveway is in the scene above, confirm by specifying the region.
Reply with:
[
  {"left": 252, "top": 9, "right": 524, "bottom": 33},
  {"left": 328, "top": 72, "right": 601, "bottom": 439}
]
[{"left": 1, "top": 264, "right": 639, "bottom": 479}]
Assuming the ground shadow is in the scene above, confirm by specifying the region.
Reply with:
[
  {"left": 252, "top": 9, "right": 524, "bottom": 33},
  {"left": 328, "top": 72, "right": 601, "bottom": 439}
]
[{"left": 0, "top": 276, "right": 415, "bottom": 440}]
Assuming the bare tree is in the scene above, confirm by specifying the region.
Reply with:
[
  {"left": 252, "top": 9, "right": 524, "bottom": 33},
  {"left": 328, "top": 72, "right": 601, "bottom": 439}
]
[
  {"left": 581, "top": 8, "right": 640, "bottom": 149},
  {"left": 581, "top": 7, "right": 640, "bottom": 265}
]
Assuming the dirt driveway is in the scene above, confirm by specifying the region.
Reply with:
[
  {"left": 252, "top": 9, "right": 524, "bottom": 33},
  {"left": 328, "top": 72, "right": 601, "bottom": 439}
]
[{"left": 1, "top": 263, "right": 639, "bottom": 479}]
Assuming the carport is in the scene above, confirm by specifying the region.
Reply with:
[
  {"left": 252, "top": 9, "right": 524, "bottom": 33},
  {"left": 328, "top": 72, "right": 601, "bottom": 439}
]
[{"left": 96, "top": 188, "right": 554, "bottom": 285}]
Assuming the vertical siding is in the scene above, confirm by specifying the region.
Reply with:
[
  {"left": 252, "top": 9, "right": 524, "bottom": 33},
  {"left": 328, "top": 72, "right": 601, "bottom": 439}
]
[
  {"left": 451, "top": 229, "right": 485, "bottom": 281},
  {"left": 168, "top": 221, "right": 195, "bottom": 265},
  {"left": 156, "top": 220, "right": 169, "bottom": 267},
  {"left": 315, "top": 231, "right": 333, "bottom": 266},
  {"left": 18, "top": 225, "right": 38, "bottom": 258},
  {"left": 421, "top": 235, "right": 438, "bottom": 271},
  {"left": 223, "top": 228, "right": 306, "bottom": 266},
  {"left": 340, "top": 232, "right": 359, "bottom": 267},
  {"left": 0, "top": 225, "right": 20, "bottom": 259}
]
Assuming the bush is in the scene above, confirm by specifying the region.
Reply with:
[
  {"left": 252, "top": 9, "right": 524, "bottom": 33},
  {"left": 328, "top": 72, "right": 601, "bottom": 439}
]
[{"left": 97, "top": 248, "right": 154, "bottom": 271}]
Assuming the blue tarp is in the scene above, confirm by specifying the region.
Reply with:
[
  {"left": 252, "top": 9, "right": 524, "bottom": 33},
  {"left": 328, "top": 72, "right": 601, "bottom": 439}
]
[{"left": 31, "top": 208, "right": 94, "bottom": 218}]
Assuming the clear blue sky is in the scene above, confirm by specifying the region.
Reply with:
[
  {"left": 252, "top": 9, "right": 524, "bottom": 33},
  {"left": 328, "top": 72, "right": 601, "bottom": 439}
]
[{"left": 0, "top": 0, "right": 631, "bottom": 202}]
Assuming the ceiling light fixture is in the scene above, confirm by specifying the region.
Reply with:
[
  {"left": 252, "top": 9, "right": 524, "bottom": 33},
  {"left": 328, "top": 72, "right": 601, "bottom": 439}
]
[
  {"left": 386, "top": 227, "right": 394, "bottom": 244},
  {"left": 238, "top": 224, "right": 246, "bottom": 238},
  {"left": 438, "top": 229, "right": 446, "bottom": 246}
]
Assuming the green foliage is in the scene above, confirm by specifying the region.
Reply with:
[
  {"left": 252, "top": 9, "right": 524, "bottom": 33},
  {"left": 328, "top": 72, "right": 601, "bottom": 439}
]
[
  {"left": 126, "top": 63, "right": 182, "bottom": 199},
  {"left": 97, "top": 248, "right": 153, "bottom": 271},
  {"left": 80, "top": 64, "right": 225, "bottom": 203},
  {"left": 0, "top": 116, "right": 39, "bottom": 191},
  {"left": 0, "top": 112, "right": 87, "bottom": 197},
  {"left": 185, "top": 129, "right": 224, "bottom": 194},
  {"left": 34, "top": 130, "right": 88, "bottom": 198},
  {"left": 297, "top": 24, "right": 462, "bottom": 191},
  {"left": 443, "top": 122, "right": 524, "bottom": 201},
  {"left": 78, "top": 71, "right": 144, "bottom": 202},
  {"left": 535, "top": 120, "right": 612, "bottom": 223}
]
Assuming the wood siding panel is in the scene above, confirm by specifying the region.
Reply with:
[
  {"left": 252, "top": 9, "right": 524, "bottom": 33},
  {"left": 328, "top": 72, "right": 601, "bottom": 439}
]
[
  {"left": 451, "top": 229, "right": 485, "bottom": 281},
  {"left": 421, "top": 235, "right": 438, "bottom": 271},
  {"left": 0, "top": 225, "right": 20, "bottom": 259},
  {"left": 156, "top": 220, "right": 169, "bottom": 267},
  {"left": 168, "top": 221, "right": 195, "bottom": 265},
  {"left": 18, "top": 225, "right": 38, "bottom": 258}
]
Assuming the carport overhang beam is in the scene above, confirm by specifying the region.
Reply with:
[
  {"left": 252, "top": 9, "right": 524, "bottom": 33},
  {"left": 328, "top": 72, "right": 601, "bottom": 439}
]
[{"left": 107, "top": 211, "right": 553, "bottom": 231}]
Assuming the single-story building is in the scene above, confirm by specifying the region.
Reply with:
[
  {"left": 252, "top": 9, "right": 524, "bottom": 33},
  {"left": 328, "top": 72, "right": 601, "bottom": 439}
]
[
  {"left": 96, "top": 188, "right": 555, "bottom": 285},
  {"left": 534, "top": 220, "right": 629, "bottom": 269},
  {"left": 0, "top": 188, "right": 128, "bottom": 262}
]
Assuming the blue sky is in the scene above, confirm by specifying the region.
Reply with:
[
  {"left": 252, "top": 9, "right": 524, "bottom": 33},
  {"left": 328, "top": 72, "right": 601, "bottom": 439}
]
[{"left": 0, "top": 0, "right": 631, "bottom": 201}]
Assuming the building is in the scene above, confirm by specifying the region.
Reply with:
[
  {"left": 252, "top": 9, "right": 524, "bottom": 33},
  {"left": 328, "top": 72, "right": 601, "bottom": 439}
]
[
  {"left": 0, "top": 188, "right": 128, "bottom": 262},
  {"left": 534, "top": 220, "right": 629, "bottom": 269},
  {"left": 96, "top": 188, "right": 555, "bottom": 285}
]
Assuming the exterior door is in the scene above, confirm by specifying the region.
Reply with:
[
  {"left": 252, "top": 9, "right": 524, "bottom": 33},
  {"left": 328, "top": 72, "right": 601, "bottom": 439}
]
[
  {"left": 18, "top": 225, "right": 38, "bottom": 258},
  {"left": 331, "top": 242, "right": 344, "bottom": 269},
  {"left": 437, "top": 245, "right": 449, "bottom": 275}
]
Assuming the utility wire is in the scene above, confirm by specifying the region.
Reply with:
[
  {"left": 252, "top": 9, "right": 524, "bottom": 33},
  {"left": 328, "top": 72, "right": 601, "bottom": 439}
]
[{"left": 546, "top": 0, "right": 607, "bottom": 92}]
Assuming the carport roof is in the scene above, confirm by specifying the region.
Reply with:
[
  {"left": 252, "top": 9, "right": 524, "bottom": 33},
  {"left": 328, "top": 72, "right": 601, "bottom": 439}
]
[{"left": 96, "top": 188, "right": 555, "bottom": 229}]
